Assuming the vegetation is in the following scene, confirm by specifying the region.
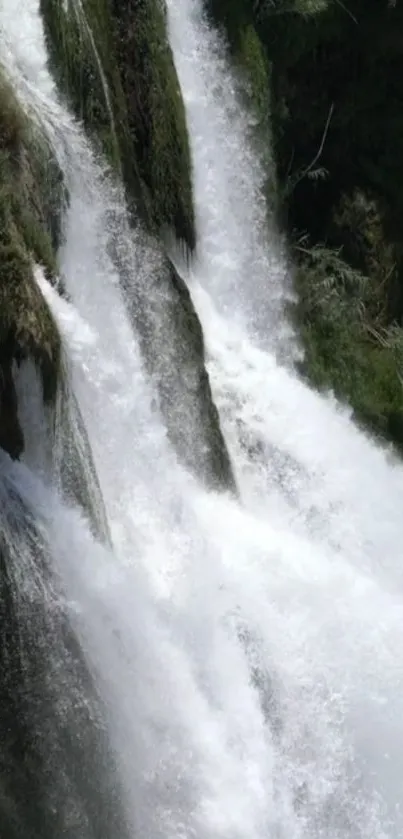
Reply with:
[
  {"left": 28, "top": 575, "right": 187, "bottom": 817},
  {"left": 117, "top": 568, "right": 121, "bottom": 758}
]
[
  {"left": 205, "top": 0, "right": 403, "bottom": 452},
  {"left": 293, "top": 239, "right": 403, "bottom": 448},
  {"left": 110, "top": 0, "right": 195, "bottom": 248},
  {"left": 40, "top": 0, "right": 126, "bottom": 166},
  {"left": 0, "top": 74, "right": 62, "bottom": 458},
  {"left": 41, "top": 0, "right": 195, "bottom": 249}
]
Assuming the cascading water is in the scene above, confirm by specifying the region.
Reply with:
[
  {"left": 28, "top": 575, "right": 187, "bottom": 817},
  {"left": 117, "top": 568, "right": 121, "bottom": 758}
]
[
  {"left": 165, "top": 0, "right": 297, "bottom": 361},
  {"left": 2, "top": 1, "right": 403, "bottom": 839},
  {"left": 167, "top": 0, "right": 403, "bottom": 833}
]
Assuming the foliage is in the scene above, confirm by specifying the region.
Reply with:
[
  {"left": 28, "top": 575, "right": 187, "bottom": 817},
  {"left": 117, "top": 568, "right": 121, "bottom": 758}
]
[
  {"left": 293, "top": 241, "right": 403, "bottom": 449},
  {"left": 0, "top": 230, "right": 61, "bottom": 400},
  {"left": 205, "top": 0, "right": 331, "bottom": 29},
  {"left": 254, "top": 0, "right": 329, "bottom": 18}
]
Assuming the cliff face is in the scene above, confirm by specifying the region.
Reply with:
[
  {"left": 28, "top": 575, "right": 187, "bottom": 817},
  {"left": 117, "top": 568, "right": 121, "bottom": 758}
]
[{"left": 206, "top": 0, "right": 403, "bottom": 452}]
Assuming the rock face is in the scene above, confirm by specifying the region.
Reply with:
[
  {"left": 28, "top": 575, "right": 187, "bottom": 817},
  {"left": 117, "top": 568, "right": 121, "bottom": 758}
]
[
  {"left": 157, "top": 259, "right": 235, "bottom": 491},
  {"left": 120, "top": 242, "right": 236, "bottom": 491},
  {"left": 205, "top": 0, "right": 403, "bottom": 453},
  {"left": 54, "top": 373, "right": 112, "bottom": 541},
  {"left": 110, "top": 0, "right": 196, "bottom": 249},
  {"left": 0, "top": 71, "right": 111, "bottom": 535},
  {"left": 0, "top": 359, "right": 24, "bottom": 459},
  {"left": 0, "top": 466, "right": 130, "bottom": 839},
  {"left": 41, "top": 0, "right": 195, "bottom": 250},
  {"left": 0, "top": 74, "right": 62, "bottom": 458}
]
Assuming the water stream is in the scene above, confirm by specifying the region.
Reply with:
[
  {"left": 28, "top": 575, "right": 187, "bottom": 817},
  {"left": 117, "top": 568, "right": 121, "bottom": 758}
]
[{"left": 1, "top": 1, "right": 403, "bottom": 837}]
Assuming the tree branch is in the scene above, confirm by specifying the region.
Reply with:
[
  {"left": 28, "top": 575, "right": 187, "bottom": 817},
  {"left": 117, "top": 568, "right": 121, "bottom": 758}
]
[{"left": 287, "top": 102, "right": 334, "bottom": 195}]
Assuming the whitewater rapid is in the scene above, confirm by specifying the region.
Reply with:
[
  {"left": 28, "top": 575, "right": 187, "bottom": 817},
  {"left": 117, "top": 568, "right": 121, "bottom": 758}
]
[{"left": 1, "top": 1, "right": 403, "bottom": 838}]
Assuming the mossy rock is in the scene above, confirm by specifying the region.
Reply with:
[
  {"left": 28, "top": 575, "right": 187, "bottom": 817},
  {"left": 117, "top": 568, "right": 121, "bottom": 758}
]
[
  {"left": 111, "top": 0, "right": 196, "bottom": 249},
  {"left": 40, "top": 0, "right": 125, "bottom": 168},
  {"left": 0, "top": 73, "right": 63, "bottom": 457},
  {"left": 17, "top": 134, "right": 66, "bottom": 273},
  {"left": 0, "top": 234, "right": 61, "bottom": 400},
  {"left": 158, "top": 258, "right": 236, "bottom": 490},
  {"left": 205, "top": 0, "right": 268, "bottom": 107},
  {"left": 55, "top": 371, "right": 111, "bottom": 543},
  {"left": 119, "top": 241, "right": 236, "bottom": 491},
  {"left": 41, "top": 0, "right": 196, "bottom": 250},
  {"left": 0, "top": 74, "right": 65, "bottom": 274},
  {"left": 201, "top": 2, "right": 277, "bottom": 212},
  {"left": 236, "top": 23, "right": 271, "bottom": 120}
]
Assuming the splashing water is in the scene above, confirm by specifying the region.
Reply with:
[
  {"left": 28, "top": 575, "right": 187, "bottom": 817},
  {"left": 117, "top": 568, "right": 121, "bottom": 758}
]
[
  {"left": 167, "top": 0, "right": 403, "bottom": 834},
  {"left": 166, "top": 0, "right": 297, "bottom": 360},
  {"left": 1, "top": 1, "right": 403, "bottom": 838}
]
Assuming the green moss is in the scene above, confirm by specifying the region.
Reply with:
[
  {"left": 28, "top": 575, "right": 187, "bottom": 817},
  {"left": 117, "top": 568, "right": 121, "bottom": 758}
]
[
  {"left": 0, "top": 229, "right": 61, "bottom": 402},
  {"left": 203, "top": 2, "right": 274, "bottom": 200},
  {"left": 40, "top": 0, "right": 123, "bottom": 167},
  {"left": 204, "top": 0, "right": 271, "bottom": 119},
  {"left": 0, "top": 80, "right": 27, "bottom": 151},
  {"left": 236, "top": 24, "right": 270, "bottom": 119},
  {"left": 0, "top": 73, "right": 63, "bottom": 458},
  {"left": 16, "top": 140, "right": 65, "bottom": 277},
  {"left": 0, "top": 75, "right": 65, "bottom": 275},
  {"left": 110, "top": 0, "right": 195, "bottom": 249},
  {"left": 41, "top": 0, "right": 196, "bottom": 249}
]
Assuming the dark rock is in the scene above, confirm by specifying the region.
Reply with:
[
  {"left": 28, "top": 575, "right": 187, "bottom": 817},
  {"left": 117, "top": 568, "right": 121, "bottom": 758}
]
[
  {"left": 119, "top": 236, "right": 236, "bottom": 492},
  {"left": 0, "top": 360, "right": 23, "bottom": 459},
  {"left": 0, "top": 464, "right": 130, "bottom": 839}
]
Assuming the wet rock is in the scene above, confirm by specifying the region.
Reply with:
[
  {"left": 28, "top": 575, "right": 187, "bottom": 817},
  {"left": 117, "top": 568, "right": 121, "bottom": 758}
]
[
  {"left": 119, "top": 237, "right": 236, "bottom": 492},
  {"left": 0, "top": 359, "right": 23, "bottom": 459},
  {"left": 0, "top": 466, "right": 129, "bottom": 839},
  {"left": 41, "top": 0, "right": 196, "bottom": 250}
]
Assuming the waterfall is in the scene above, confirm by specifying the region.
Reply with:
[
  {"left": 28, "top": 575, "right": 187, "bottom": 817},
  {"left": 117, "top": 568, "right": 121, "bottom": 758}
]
[
  {"left": 169, "top": 0, "right": 403, "bottom": 833},
  {"left": 166, "top": 0, "right": 297, "bottom": 361},
  {"left": 1, "top": 1, "right": 403, "bottom": 838}
]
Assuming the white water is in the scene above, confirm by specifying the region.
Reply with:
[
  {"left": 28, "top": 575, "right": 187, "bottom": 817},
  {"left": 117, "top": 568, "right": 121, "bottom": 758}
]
[
  {"left": 168, "top": 0, "right": 403, "bottom": 832},
  {"left": 2, "top": 1, "right": 403, "bottom": 838},
  {"left": 166, "top": 0, "right": 297, "bottom": 361}
]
